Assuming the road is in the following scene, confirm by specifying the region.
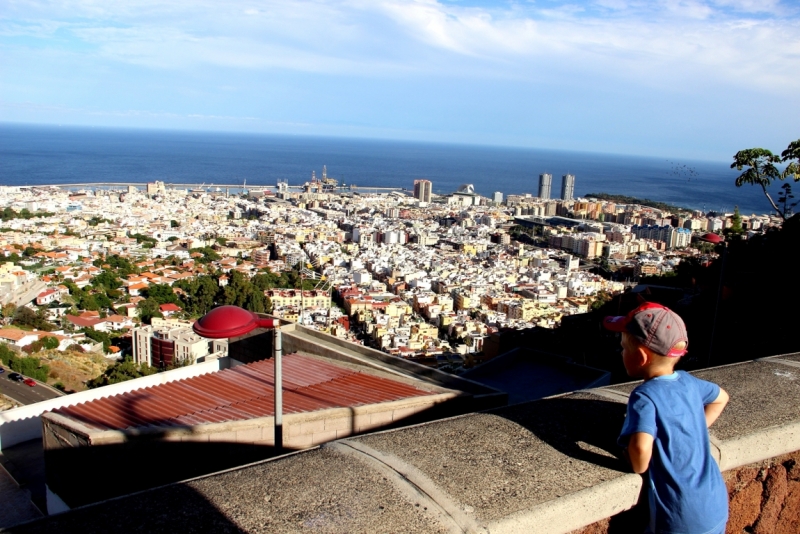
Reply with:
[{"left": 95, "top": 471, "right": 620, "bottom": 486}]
[{"left": 0, "top": 368, "right": 64, "bottom": 405}]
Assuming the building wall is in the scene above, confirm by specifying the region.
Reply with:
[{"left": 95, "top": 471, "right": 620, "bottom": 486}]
[{"left": 539, "top": 173, "right": 552, "bottom": 200}]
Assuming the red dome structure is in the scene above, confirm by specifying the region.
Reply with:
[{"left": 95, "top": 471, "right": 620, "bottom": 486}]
[
  {"left": 192, "top": 305, "right": 280, "bottom": 339},
  {"left": 699, "top": 233, "right": 723, "bottom": 244}
]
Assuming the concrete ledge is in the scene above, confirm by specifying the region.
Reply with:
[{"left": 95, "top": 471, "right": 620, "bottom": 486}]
[
  {"left": 9, "top": 357, "right": 800, "bottom": 534},
  {"left": 717, "top": 420, "right": 800, "bottom": 471},
  {"left": 486, "top": 474, "right": 643, "bottom": 534}
]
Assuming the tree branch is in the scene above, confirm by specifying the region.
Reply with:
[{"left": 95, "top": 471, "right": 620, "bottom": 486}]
[{"left": 761, "top": 183, "right": 785, "bottom": 221}]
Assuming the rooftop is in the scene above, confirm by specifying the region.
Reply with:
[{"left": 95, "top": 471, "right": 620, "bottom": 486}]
[{"left": 53, "top": 353, "right": 437, "bottom": 432}]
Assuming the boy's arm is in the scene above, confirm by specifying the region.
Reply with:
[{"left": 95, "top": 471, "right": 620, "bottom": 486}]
[
  {"left": 704, "top": 387, "right": 729, "bottom": 428},
  {"left": 626, "top": 432, "right": 654, "bottom": 474}
]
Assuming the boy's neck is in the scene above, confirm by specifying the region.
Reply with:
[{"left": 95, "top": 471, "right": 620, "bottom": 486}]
[{"left": 641, "top": 366, "right": 676, "bottom": 380}]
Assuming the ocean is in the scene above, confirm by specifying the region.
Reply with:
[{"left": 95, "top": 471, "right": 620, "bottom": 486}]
[{"left": 0, "top": 123, "right": 777, "bottom": 215}]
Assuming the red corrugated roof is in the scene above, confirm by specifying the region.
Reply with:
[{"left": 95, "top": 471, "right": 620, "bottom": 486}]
[{"left": 53, "top": 354, "right": 434, "bottom": 432}]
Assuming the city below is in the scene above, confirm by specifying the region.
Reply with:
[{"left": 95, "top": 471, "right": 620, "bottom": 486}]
[
  {"left": 0, "top": 171, "right": 792, "bottom": 532},
  {"left": 0, "top": 171, "right": 778, "bottom": 394}
]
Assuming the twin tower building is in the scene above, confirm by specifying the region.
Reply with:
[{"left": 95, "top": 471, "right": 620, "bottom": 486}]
[{"left": 538, "top": 173, "right": 575, "bottom": 201}]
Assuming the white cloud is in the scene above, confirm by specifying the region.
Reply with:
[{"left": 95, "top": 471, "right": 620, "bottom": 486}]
[{"left": 2, "top": 0, "right": 799, "bottom": 93}]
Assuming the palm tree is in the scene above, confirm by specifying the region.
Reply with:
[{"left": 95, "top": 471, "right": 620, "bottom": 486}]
[{"left": 731, "top": 148, "right": 783, "bottom": 219}]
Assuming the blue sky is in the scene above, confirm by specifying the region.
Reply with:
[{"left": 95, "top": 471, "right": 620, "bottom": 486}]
[{"left": 1, "top": 0, "right": 798, "bottom": 161}]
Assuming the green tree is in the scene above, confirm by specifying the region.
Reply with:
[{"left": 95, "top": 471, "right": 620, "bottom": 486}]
[
  {"left": 129, "top": 233, "right": 158, "bottom": 247},
  {"left": 137, "top": 298, "right": 163, "bottom": 324},
  {"left": 42, "top": 336, "right": 59, "bottom": 350},
  {"left": 175, "top": 275, "right": 219, "bottom": 317},
  {"left": 189, "top": 247, "right": 221, "bottom": 263},
  {"left": 92, "top": 271, "right": 122, "bottom": 292},
  {"left": 170, "top": 220, "right": 180, "bottom": 228},
  {"left": 777, "top": 183, "right": 798, "bottom": 219},
  {"left": 731, "top": 147, "right": 784, "bottom": 220},
  {"left": 87, "top": 356, "right": 157, "bottom": 388},
  {"left": 252, "top": 272, "right": 279, "bottom": 291},
  {"left": 80, "top": 328, "right": 116, "bottom": 352},
  {"left": 1, "top": 303, "right": 17, "bottom": 320},
  {"left": 142, "top": 283, "right": 180, "bottom": 305},
  {"left": 94, "top": 292, "right": 113, "bottom": 310},
  {"left": 0, "top": 344, "right": 14, "bottom": 366},
  {"left": 96, "top": 254, "right": 137, "bottom": 276},
  {"left": 78, "top": 293, "right": 100, "bottom": 311},
  {"left": 1, "top": 349, "right": 50, "bottom": 381},
  {"left": 781, "top": 139, "right": 800, "bottom": 182},
  {"left": 725, "top": 206, "right": 744, "bottom": 240},
  {"left": 13, "top": 306, "right": 53, "bottom": 331}
]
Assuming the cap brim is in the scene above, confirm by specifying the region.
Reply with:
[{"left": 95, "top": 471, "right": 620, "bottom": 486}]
[{"left": 603, "top": 315, "right": 629, "bottom": 332}]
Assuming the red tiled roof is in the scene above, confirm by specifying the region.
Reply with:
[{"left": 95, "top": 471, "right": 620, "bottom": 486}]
[
  {"left": 53, "top": 354, "right": 433, "bottom": 432},
  {"left": 65, "top": 315, "right": 103, "bottom": 328}
]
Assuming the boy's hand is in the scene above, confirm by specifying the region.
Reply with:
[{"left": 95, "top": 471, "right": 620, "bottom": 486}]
[
  {"left": 705, "top": 388, "right": 729, "bottom": 428},
  {"left": 627, "top": 432, "right": 654, "bottom": 474}
]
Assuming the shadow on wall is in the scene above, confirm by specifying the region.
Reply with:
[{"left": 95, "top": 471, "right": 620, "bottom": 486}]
[
  {"left": 28, "top": 394, "right": 654, "bottom": 533},
  {"left": 8, "top": 479, "right": 249, "bottom": 534},
  {"left": 494, "top": 394, "right": 649, "bottom": 533},
  {"left": 44, "top": 440, "right": 286, "bottom": 510},
  {"left": 43, "top": 388, "right": 464, "bottom": 511}
]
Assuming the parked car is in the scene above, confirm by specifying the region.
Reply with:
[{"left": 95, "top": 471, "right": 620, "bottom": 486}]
[
  {"left": 23, "top": 378, "right": 36, "bottom": 387},
  {"left": 8, "top": 372, "right": 23, "bottom": 381},
  {"left": 0, "top": 367, "right": 5, "bottom": 374}
]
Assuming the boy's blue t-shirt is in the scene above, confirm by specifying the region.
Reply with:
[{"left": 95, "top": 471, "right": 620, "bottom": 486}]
[{"left": 618, "top": 371, "right": 728, "bottom": 534}]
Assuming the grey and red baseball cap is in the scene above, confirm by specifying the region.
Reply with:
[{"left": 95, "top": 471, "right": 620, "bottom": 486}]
[{"left": 603, "top": 302, "right": 689, "bottom": 357}]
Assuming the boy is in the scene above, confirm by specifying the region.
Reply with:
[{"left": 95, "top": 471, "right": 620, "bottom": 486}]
[{"left": 604, "top": 302, "right": 729, "bottom": 534}]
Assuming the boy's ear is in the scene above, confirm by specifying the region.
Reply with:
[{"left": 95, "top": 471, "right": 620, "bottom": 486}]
[{"left": 635, "top": 344, "right": 650, "bottom": 368}]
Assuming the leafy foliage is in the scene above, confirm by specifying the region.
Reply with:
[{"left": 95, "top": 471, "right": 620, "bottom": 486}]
[
  {"left": 0, "top": 207, "right": 54, "bottom": 222},
  {"left": 87, "top": 216, "right": 112, "bottom": 226},
  {"left": 724, "top": 206, "right": 745, "bottom": 240},
  {"left": 141, "top": 284, "right": 180, "bottom": 305},
  {"left": 81, "top": 328, "right": 114, "bottom": 352},
  {"left": 730, "top": 142, "right": 799, "bottom": 220},
  {"left": 777, "top": 183, "right": 798, "bottom": 219},
  {"left": 87, "top": 356, "right": 157, "bottom": 388},
  {"left": 136, "top": 298, "right": 163, "bottom": 324},
  {"left": 12, "top": 306, "right": 54, "bottom": 331},
  {"left": 129, "top": 233, "right": 157, "bottom": 249},
  {"left": 781, "top": 139, "right": 800, "bottom": 182},
  {"left": 95, "top": 254, "right": 138, "bottom": 276},
  {"left": 189, "top": 247, "right": 221, "bottom": 263},
  {"left": 0, "top": 344, "right": 50, "bottom": 381},
  {"left": 22, "top": 335, "right": 60, "bottom": 354}
]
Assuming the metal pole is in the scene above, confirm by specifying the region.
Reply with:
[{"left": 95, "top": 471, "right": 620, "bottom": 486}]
[
  {"left": 273, "top": 328, "right": 283, "bottom": 451},
  {"left": 706, "top": 241, "right": 727, "bottom": 367}
]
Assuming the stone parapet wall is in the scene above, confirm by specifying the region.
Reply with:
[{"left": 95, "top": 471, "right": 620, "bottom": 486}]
[
  {"left": 725, "top": 452, "right": 800, "bottom": 534},
  {"left": 572, "top": 452, "right": 800, "bottom": 534},
  {"left": 10, "top": 354, "right": 800, "bottom": 534}
]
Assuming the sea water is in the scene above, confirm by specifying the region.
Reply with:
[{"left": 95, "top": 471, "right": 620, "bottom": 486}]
[{"left": 0, "top": 123, "right": 776, "bottom": 215}]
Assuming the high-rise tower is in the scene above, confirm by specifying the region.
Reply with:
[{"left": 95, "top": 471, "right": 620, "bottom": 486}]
[
  {"left": 561, "top": 174, "right": 575, "bottom": 201},
  {"left": 414, "top": 179, "right": 432, "bottom": 203},
  {"left": 538, "top": 173, "right": 552, "bottom": 199}
]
